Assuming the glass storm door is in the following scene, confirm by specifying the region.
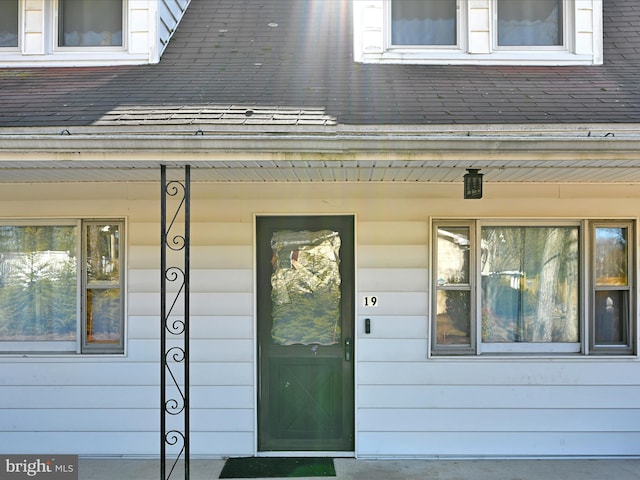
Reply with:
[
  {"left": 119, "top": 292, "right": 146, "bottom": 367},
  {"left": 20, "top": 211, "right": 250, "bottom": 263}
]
[{"left": 257, "top": 216, "right": 355, "bottom": 452}]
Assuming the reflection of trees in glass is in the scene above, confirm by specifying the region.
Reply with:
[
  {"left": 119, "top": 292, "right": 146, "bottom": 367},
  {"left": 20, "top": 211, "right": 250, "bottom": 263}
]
[
  {"left": 436, "top": 289, "right": 471, "bottom": 345},
  {"left": 270, "top": 230, "right": 341, "bottom": 346},
  {"left": 595, "top": 228, "right": 627, "bottom": 285},
  {"left": 481, "top": 226, "right": 578, "bottom": 343},
  {"left": 87, "top": 288, "right": 121, "bottom": 343},
  {"left": 435, "top": 227, "right": 472, "bottom": 345},
  {"left": 0, "top": 226, "right": 77, "bottom": 341},
  {"left": 86, "top": 224, "right": 120, "bottom": 282}
]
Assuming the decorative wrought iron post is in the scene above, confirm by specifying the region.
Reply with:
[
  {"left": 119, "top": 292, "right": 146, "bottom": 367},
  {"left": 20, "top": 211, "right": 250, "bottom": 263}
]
[{"left": 161, "top": 165, "right": 190, "bottom": 480}]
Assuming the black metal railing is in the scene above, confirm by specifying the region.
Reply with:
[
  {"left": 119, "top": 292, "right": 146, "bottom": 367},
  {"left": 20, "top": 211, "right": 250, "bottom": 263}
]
[{"left": 161, "top": 165, "right": 191, "bottom": 480}]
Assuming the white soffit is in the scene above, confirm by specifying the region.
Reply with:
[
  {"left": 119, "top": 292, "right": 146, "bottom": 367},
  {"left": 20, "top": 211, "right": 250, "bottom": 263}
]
[
  {"left": 0, "top": 124, "right": 639, "bottom": 183},
  {"left": 0, "top": 159, "right": 639, "bottom": 184}
]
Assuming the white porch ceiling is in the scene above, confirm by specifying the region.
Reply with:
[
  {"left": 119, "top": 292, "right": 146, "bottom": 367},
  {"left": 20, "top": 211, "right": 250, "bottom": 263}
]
[{"left": 1, "top": 158, "right": 640, "bottom": 183}]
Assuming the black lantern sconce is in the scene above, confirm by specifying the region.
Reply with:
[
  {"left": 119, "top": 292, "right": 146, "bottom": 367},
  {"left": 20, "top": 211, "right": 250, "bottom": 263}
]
[{"left": 464, "top": 168, "right": 483, "bottom": 199}]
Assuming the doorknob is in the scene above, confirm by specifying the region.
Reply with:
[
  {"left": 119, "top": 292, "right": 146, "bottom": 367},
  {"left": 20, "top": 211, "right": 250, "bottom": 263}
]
[{"left": 344, "top": 338, "right": 352, "bottom": 362}]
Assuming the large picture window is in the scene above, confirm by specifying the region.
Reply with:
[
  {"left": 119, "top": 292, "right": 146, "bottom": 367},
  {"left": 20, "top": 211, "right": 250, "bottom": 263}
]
[
  {"left": 58, "top": 0, "right": 123, "bottom": 47},
  {"left": 0, "top": 220, "right": 124, "bottom": 354},
  {"left": 433, "top": 220, "right": 635, "bottom": 356}
]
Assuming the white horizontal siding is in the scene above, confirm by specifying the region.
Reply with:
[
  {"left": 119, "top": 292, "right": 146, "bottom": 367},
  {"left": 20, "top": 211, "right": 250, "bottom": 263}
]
[
  {"left": 358, "top": 432, "right": 640, "bottom": 457},
  {"left": 358, "top": 269, "right": 428, "bottom": 292},
  {"left": 356, "top": 315, "right": 428, "bottom": 338},
  {"left": 358, "top": 385, "right": 640, "bottom": 409},
  {"left": 128, "top": 292, "right": 253, "bottom": 316},
  {"left": 357, "top": 361, "right": 640, "bottom": 386},
  {"left": 0, "top": 361, "right": 252, "bottom": 386},
  {"left": 128, "top": 245, "right": 253, "bottom": 269},
  {"left": 1, "top": 432, "right": 253, "bottom": 457},
  {"left": 0, "top": 385, "right": 253, "bottom": 409},
  {"left": 0, "top": 182, "right": 639, "bottom": 459},
  {"left": 0, "top": 408, "right": 253, "bottom": 433},
  {"left": 127, "top": 339, "right": 253, "bottom": 363},
  {"left": 128, "top": 315, "right": 253, "bottom": 339},
  {"left": 359, "top": 409, "right": 640, "bottom": 433},
  {"left": 129, "top": 269, "right": 253, "bottom": 293}
]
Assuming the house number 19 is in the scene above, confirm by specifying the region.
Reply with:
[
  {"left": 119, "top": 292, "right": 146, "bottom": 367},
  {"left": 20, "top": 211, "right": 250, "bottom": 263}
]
[{"left": 363, "top": 296, "right": 378, "bottom": 307}]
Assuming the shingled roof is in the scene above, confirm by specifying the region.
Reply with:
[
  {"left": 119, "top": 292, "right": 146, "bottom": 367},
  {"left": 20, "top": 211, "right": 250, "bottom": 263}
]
[{"left": 0, "top": 0, "right": 638, "bottom": 130}]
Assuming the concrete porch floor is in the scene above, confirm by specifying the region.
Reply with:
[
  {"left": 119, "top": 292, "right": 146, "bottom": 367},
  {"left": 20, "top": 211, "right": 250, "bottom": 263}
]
[{"left": 78, "top": 458, "right": 640, "bottom": 479}]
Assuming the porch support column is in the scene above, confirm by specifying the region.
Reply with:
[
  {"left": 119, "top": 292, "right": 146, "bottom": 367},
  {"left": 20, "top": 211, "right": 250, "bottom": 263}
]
[{"left": 160, "top": 165, "right": 191, "bottom": 480}]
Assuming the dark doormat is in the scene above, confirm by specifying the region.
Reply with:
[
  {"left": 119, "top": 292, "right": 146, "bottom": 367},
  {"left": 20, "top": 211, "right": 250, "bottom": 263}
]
[{"left": 219, "top": 457, "right": 336, "bottom": 478}]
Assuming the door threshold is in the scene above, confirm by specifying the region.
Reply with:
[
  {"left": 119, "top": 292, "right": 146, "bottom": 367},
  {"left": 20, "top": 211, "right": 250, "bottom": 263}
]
[{"left": 256, "top": 452, "right": 355, "bottom": 458}]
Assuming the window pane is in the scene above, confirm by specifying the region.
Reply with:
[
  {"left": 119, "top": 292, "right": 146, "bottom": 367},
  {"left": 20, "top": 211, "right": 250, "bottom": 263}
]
[
  {"left": 0, "top": 0, "right": 18, "bottom": 47},
  {"left": 59, "top": 0, "right": 123, "bottom": 47},
  {"left": 86, "top": 288, "right": 121, "bottom": 344},
  {"left": 436, "top": 290, "right": 471, "bottom": 345},
  {"left": 392, "top": 0, "right": 456, "bottom": 46},
  {"left": 86, "top": 224, "right": 120, "bottom": 283},
  {"left": 594, "top": 291, "right": 627, "bottom": 345},
  {"left": 0, "top": 226, "right": 77, "bottom": 341},
  {"left": 498, "top": 0, "right": 562, "bottom": 46},
  {"left": 595, "top": 227, "right": 628, "bottom": 286},
  {"left": 270, "top": 230, "right": 342, "bottom": 346},
  {"left": 437, "top": 226, "right": 470, "bottom": 285},
  {"left": 481, "top": 226, "right": 579, "bottom": 343}
]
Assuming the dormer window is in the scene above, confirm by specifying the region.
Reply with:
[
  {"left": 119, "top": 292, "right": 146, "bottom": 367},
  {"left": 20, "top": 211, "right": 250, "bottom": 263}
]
[
  {"left": 354, "top": 0, "right": 603, "bottom": 65},
  {"left": 496, "top": 0, "right": 562, "bottom": 47},
  {"left": 391, "top": 0, "right": 457, "bottom": 46},
  {"left": 58, "top": 0, "right": 123, "bottom": 48},
  {"left": 0, "top": 0, "right": 19, "bottom": 48},
  {"left": 0, "top": 0, "right": 190, "bottom": 67}
]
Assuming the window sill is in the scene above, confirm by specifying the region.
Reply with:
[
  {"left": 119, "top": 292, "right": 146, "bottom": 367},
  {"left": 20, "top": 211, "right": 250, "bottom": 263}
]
[
  {"left": 358, "top": 50, "right": 600, "bottom": 66},
  {"left": 429, "top": 353, "right": 639, "bottom": 361},
  {"left": 0, "top": 51, "right": 156, "bottom": 68},
  {"left": 0, "top": 352, "right": 126, "bottom": 359}
]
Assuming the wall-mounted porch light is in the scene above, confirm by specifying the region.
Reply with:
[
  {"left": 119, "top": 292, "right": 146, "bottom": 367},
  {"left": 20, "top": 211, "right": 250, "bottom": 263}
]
[{"left": 464, "top": 168, "right": 483, "bottom": 199}]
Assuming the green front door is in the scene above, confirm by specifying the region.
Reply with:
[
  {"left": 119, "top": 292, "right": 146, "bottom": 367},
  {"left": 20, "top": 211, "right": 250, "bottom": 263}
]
[{"left": 257, "top": 215, "right": 355, "bottom": 452}]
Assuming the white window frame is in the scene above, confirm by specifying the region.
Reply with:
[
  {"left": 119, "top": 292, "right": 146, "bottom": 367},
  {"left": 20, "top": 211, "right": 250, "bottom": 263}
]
[
  {"left": 353, "top": 0, "right": 603, "bottom": 65},
  {"left": 0, "top": 0, "right": 160, "bottom": 67},
  {"left": 0, "top": 218, "right": 125, "bottom": 355},
  {"left": 53, "top": 0, "right": 127, "bottom": 52},
  {"left": 431, "top": 218, "right": 637, "bottom": 357}
]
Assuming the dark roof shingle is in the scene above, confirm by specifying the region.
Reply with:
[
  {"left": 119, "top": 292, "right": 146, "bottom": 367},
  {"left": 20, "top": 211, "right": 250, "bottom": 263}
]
[{"left": 0, "top": 0, "right": 639, "bottom": 128}]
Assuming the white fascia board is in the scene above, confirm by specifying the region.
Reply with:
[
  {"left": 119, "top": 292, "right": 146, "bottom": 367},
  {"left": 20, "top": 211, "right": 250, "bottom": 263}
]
[{"left": 1, "top": 125, "right": 640, "bottom": 163}]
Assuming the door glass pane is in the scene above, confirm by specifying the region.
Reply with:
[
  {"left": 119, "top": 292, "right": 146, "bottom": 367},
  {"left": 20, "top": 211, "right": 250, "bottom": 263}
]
[
  {"left": 436, "top": 290, "right": 471, "bottom": 345},
  {"left": 59, "top": 0, "right": 123, "bottom": 47},
  {"left": 0, "top": 0, "right": 19, "bottom": 47},
  {"left": 595, "top": 227, "right": 628, "bottom": 286},
  {"left": 481, "top": 226, "right": 579, "bottom": 343},
  {"left": 392, "top": 0, "right": 456, "bottom": 46},
  {"left": 498, "top": 0, "right": 562, "bottom": 46},
  {"left": 270, "top": 230, "right": 341, "bottom": 346},
  {"left": 0, "top": 225, "right": 77, "bottom": 341},
  {"left": 437, "top": 226, "right": 470, "bottom": 285}
]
